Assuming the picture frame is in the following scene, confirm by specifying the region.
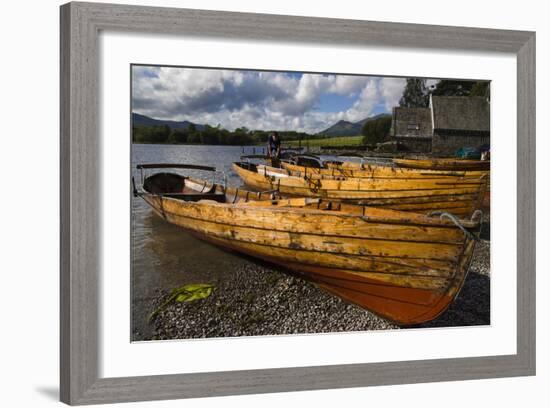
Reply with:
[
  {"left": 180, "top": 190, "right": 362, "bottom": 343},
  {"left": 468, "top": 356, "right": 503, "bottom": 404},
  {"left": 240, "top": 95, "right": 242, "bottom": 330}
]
[{"left": 60, "top": 1, "right": 536, "bottom": 405}]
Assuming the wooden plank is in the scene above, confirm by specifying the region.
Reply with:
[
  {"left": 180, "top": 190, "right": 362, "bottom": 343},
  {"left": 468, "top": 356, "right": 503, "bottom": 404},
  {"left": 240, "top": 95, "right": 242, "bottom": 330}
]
[
  {"left": 158, "top": 207, "right": 464, "bottom": 262},
  {"left": 283, "top": 161, "right": 489, "bottom": 179},
  {"left": 154, "top": 196, "right": 471, "bottom": 242},
  {"left": 233, "top": 164, "right": 485, "bottom": 216},
  {"left": 393, "top": 158, "right": 490, "bottom": 171},
  {"left": 198, "top": 233, "right": 453, "bottom": 291}
]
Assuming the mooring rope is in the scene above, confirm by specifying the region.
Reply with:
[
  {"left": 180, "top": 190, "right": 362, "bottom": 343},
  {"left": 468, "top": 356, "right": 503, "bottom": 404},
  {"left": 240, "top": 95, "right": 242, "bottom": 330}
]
[
  {"left": 470, "top": 209, "right": 483, "bottom": 222},
  {"left": 428, "top": 211, "right": 480, "bottom": 242},
  {"left": 304, "top": 175, "right": 321, "bottom": 193}
]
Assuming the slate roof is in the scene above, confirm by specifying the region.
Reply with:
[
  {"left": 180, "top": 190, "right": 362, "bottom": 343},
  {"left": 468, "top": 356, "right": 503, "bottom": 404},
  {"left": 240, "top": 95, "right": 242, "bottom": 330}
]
[{"left": 431, "top": 96, "right": 490, "bottom": 132}]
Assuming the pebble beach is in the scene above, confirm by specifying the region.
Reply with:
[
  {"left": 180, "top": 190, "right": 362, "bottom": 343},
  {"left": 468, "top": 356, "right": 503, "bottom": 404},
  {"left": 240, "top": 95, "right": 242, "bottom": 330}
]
[{"left": 143, "top": 232, "right": 490, "bottom": 341}]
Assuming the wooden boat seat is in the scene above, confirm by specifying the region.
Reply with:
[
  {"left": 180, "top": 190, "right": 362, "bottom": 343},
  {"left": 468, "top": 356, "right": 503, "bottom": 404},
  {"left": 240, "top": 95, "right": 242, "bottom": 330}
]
[
  {"left": 165, "top": 192, "right": 226, "bottom": 203},
  {"left": 237, "top": 197, "right": 320, "bottom": 208}
]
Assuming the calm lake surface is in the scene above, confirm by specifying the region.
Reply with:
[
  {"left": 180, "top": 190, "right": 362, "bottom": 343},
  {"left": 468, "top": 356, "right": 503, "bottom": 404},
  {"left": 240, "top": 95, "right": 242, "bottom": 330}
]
[
  {"left": 131, "top": 144, "right": 256, "bottom": 340},
  {"left": 130, "top": 144, "right": 367, "bottom": 340}
]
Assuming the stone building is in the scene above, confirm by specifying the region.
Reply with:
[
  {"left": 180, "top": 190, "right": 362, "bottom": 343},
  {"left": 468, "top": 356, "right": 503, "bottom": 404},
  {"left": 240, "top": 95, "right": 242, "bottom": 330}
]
[
  {"left": 391, "top": 107, "right": 432, "bottom": 152},
  {"left": 390, "top": 95, "right": 490, "bottom": 156},
  {"left": 430, "top": 95, "right": 490, "bottom": 156}
]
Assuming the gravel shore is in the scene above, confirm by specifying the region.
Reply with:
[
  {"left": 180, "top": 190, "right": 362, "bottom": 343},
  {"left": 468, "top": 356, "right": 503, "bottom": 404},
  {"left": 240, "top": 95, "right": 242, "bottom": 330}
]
[{"left": 145, "top": 236, "right": 490, "bottom": 340}]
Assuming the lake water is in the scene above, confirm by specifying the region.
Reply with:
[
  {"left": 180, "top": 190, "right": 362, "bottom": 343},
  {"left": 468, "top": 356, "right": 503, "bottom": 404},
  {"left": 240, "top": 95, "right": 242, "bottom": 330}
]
[
  {"left": 131, "top": 144, "right": 266, "bottom": 340},
  {"left": 130, "top": 144, "right": 377, "bottom": 340}
]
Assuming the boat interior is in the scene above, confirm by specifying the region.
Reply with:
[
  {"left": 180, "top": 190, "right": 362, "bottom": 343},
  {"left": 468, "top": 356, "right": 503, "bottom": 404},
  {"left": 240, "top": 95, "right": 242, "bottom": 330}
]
[
  {"left": 142, "top": 172, "right": 227, "bottom": 203},
  {"left": 234, "top": 161, "right": 259, "bottom": 173},
  {"left": 137, "top": 168, "right": 481, "bottom": 229}
]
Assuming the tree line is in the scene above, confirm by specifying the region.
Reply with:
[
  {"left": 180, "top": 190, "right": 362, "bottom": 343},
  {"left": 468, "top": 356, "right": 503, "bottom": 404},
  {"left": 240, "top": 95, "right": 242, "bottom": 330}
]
[{"left": 132, "top": 123, "right": 313, "bottom": 145}]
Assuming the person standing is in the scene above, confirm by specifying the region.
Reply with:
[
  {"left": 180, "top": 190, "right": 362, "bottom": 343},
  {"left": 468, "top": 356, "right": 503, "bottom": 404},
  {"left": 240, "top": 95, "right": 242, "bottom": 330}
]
[{"left": 267, "top": 132, "right": 281, "bottom": 166}]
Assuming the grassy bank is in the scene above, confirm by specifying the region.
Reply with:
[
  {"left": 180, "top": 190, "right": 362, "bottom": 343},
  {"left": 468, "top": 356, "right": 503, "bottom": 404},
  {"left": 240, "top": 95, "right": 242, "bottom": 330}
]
[{"left": 283, "top": 135, "right": 363, "bottom": 148}]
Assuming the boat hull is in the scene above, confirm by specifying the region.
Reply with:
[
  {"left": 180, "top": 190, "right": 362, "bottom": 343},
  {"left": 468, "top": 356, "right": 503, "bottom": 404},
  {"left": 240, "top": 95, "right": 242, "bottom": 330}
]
[
  {"left": 140, "top": 192, "right": 477, "bottom": 325},
  {"left": 234, "top": 162, "right": 487, "bottom": 217},
  {"left": 282, "top": 161, "right": 488, "bottom": 180},
  {"left": 393, "top": 158, "right": 490, "bottom": 171}
]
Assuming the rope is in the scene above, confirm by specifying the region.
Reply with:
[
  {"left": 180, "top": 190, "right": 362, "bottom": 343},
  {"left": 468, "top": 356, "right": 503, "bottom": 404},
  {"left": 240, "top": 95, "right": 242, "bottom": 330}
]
[
  {"left": 470, "top": 209, "right": 484, "bottom": 239},
  {"left": 304, "top": 175, "right": 321, "bottom": 193},
  {"left": 428, "top": 211, "right": 480, "bottom": 242},
  {"left": 470, "top": 209, "right": 483, "bottom": 222}
]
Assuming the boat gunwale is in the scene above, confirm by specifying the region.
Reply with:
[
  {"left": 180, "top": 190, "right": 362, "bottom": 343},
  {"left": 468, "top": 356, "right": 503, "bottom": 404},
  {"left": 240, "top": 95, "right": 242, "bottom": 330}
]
[
  {"left": 253, "top": 163, "right": 488, "bottom": 186},
  {"left": 143, "top": 195, "right": 469, "bottom": 249},
  {"left": 143, "top": 189, "right": 481, "bottom": 230},
  {"left": 392, "top": 158, "right": 490, "bottom": 171},
  {"left": 281, "top": 161, "right": 488, "bottom": 178}
]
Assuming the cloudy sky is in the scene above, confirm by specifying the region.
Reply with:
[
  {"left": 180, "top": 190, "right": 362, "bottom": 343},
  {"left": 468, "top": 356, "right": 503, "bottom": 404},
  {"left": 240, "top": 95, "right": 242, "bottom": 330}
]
[{"left": 132, "top": 65, "right": 437, "bottom": 133}]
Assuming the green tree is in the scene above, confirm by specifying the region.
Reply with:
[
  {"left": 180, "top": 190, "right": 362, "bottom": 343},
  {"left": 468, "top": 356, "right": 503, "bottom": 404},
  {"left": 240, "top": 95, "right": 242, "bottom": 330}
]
[
  {"left": 470, "top": 81, "right": 490, "bottom": 99},
  {"left": 142, "top": 125, "right": 170, "bottom": 144},
  {"left": 200, "top": 125, "right": 220, "bottom": 144},
  {"left": 132, "top": 125, "right": 145, "bottom": 143},
  {"left": 217, "top": 129, "right": 230, "bottom": 145},
  {"left": 432, "top": 80, "right": 474, "bottom": 97},
  {"left": 399, "top": 79, "right": 428, "bottom": 107},
  {"left": 235, "top": 126, "right": 249, "bottom": 134},
  {"left": 430, "top": 79, "right": 490, "bottom": 100},
  {"left": 168, "top": 129, "right": 188, "bottom": 144},
  {"left": 361, "top": 116, "right": 392, "bottom": 145},
  {"left": 187, "top": 132, "right": 201, "bottom": 144}
]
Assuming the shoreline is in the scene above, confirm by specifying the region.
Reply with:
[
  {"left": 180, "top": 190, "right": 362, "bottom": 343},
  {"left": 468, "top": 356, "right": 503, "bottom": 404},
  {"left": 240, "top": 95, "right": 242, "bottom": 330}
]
[{"left": 139, "top": 237, "right": 490, "bottom": 341}]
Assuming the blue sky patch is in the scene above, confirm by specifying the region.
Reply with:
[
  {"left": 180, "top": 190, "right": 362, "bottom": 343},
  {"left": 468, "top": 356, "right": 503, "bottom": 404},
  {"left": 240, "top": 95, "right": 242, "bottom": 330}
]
[{"left": 315, "top": 93, "right": 356, "bottom": 113}]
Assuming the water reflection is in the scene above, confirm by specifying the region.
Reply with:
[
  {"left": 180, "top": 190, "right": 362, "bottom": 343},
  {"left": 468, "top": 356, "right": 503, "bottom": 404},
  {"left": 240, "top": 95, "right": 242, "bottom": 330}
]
[{"left": 131, "top": 144, "right": 258, "bottom": 339}]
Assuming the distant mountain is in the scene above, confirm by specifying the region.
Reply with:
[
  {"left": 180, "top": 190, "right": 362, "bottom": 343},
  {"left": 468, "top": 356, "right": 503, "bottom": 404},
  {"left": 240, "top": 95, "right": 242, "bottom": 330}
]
[
  {"left": 318, "top": 120, "right": 358, "bottom": 137},
  {"left": 317, "top": 113, "right": 391, "bottom": 136},
  {"left": 132, "top": 112, "right": 205, "bottom": 131},
  {"left": 354, "top": 113, "right": 391, "bottom": 127}
]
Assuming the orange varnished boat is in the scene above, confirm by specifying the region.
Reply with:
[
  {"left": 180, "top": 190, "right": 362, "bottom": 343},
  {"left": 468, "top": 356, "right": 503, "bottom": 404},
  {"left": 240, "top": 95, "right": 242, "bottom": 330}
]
[
  {"left": 234, "top": 162, "right": 487, "bottom": 218},
  {"left": 393, "top": 158, "right": 490, "bottom": 171},
  {"left": 135, "top": 164, "right": 482, "bottom": 325},
  {"left": 392, "top": 158, "right": 490, "bottom": 207},
  {"left": 281, "top": 160, "right": 488, "bottom": 180},
  {"left": 280, "top": 160, "right": 491, "bottom": 210}
]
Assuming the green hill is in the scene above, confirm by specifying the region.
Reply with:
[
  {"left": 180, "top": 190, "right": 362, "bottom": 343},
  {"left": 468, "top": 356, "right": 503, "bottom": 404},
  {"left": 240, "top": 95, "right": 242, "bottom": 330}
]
[
  {"left": 317, "top": 113, "right": 391, "bottom": 137},
  {"left": 132, "top": 113, "right": 205, "bottom": 131}
]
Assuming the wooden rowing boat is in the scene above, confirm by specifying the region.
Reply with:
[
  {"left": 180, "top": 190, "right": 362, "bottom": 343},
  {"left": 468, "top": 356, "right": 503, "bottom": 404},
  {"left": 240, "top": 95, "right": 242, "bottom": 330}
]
[
  {"left": 233, "top": 162, "right": 487, "bottom": 217},
  {"left": 135, "top": 164, "right": 482, "bottom": 325},
  {"left": 281, "top": 160, "right": 491, "bottom": 210},
  {"left": 391, "top": 158, "right": 491, "bottom": 207},
  {"left": 281, "top": 160, "right": 488, "bottom": 180},
  {"left": 393, "top": 158, "right": 490, "bottom": 171}
]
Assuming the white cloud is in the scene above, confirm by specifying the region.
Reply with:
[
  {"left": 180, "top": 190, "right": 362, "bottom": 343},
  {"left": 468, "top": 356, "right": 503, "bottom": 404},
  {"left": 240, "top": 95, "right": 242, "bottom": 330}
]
[
  {"left": 343, "top": 79, "right": 380, "bottom": 122},
  {"left": 132, "top": 67, "right": 414, "bottom": 133},
  {"left": 379, "top": 77, "right": 407, "bottom": 111},
  {"left": 328, "top": 75, "right": 370, "bottom": 96}
]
